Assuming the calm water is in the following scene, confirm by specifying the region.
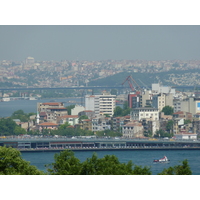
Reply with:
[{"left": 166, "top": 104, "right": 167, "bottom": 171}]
[
  {"left": 0, "top": 97, "right": 82, "bottom": 117},
  {"left": 21, "top": 149, "right": 200, "bottom": 175}
]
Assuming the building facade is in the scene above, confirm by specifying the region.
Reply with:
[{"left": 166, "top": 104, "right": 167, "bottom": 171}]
[
  {"left": 130, "top": 107, "right": 159, "bottom": 121},
  {"left": 85, "top": 94, "right": 116, "bottom": 116}
]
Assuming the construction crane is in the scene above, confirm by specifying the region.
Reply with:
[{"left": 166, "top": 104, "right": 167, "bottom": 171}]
[{"left": 121, "top": 75, "right": 142, "bottom": 92}]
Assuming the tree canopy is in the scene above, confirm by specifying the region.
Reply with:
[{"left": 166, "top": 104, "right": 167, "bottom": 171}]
[
  {"left": 161, "top": 106, "right": 174, "bottom": 115},
  {"left": 0, "top": 147, "right": 193, "bottom": 175},
  {"left": 46, "top": 150, "right": 151, "bottom": 175},
  {"left": 11, "top": 109, "right": 36, "bottom": 122},
  {"left": 0, "top": 146, "right": 44, "bottom": 175}
]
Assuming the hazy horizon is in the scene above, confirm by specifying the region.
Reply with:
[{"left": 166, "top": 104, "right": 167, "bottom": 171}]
[{"left": 0, "top": 25, "right": 200, "bottom": 62}]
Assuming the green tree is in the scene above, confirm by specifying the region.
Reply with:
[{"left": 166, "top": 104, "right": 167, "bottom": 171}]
[
  {"left": 66, "top": 105, "right": 75, "bottom": 115},
  {"left": 166, "top": 120, "right": 174, "bottom": 134},
  {"left": 114, "top": 106, "right": 123, "bottom": 116},
  {"left": 14, "top": 126, "right": 27, "bottom": 135},
  {"left": 0, "top": 146, "right": 44, "bottom": 175},
  {"left": 158, "top": 159, "right": 192, "bottom": 175},
  {"left": 79, "top": 115, "right": 89, "bottom": 122},
  {"left": 47, "top": 150, "right": 152, "bottom": 175},
  {"left": 161, "top": 106, "right": 174, "bottom": 115},
  {"left": 59, "top": 122, "right": 70, "bottom": 129},
  {"left": 154, "top": 129, "right": 172, "bottom": 138},
  {"left": 0, "top": 118, "right": 17, "bottom": 136},
  {"left": 184, "top": 119, "right": 191, "bottom": 124},
  {"left": 46, "top": 150, "right": 81, "bottom": 175}
]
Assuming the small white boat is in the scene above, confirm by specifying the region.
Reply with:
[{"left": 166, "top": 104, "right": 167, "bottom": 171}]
[{"left": 153, "top": 156, "right": 170, "bottom": 163}]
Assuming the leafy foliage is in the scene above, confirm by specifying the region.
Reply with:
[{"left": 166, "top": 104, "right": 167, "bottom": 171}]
[
  {"left": 11, "top": 109, "right": 36, "bottom": 122},
  {"left": 114, "top": 102, "right": 131, "bottom": 117},
  {"left": 158, "top": 159, "right": 192, "bottom": 175},
  {"left": 47, "top": 150, "right": 152, "bottom": 175},
  {"left": 46, "top": 150, "right": 82, "bottom": 175},
  {"left": 66, "top": 105, "right": 75, "bottom": 115},
  {"left": 154, "top": 129, "right": 173, "bottom": 138},
  {"left": 0, "top": 147, "right": 193, "bottom": 175},
  {"left": 161, "top": 106, "right": 174, "bottom": 115},
  {"left": 0, "top": 118, "right": 18, "bottom": 135},
  {"left": 166, "top": 120, "right": 174, "bottom": 133},
  {"left": 0, "top": 146, "right": 44, "bottom": 175}
]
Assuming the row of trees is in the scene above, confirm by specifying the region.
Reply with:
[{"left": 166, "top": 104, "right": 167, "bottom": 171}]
[{"left": 0, "top": 147, "right": 192, "bottom": 175}]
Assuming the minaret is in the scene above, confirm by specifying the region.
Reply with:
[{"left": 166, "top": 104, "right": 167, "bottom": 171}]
[{"left": 36, "top": 112, "right": 40, "bottom": 124}]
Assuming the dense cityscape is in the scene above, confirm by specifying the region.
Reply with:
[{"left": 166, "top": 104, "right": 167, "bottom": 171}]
[{"left": 1, "top": 57, "right": 200, "bottom": 142}]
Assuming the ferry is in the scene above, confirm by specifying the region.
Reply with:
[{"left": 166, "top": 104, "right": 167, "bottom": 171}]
[{"left": 153, "top": 156, "right": 170, "bottom": 163}]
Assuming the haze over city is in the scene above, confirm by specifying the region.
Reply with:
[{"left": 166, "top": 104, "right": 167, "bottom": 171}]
[{"left": 0, "top": 25, "right": 200, "bottom": 61}]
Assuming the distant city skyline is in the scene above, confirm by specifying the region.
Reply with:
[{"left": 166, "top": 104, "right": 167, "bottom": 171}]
[{"left": 0, "top": 25, "right": 200, "bottom": 62}]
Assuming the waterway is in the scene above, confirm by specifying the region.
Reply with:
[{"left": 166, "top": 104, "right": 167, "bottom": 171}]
[
  {"left": 0, "top": 97, "right": 82, "bottom": 117},
  {"left": 21, "top": 149, "right": 200, "bottom": 175}
]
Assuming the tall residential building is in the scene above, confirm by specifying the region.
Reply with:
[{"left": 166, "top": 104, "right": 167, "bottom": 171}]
[
  {"left": 128, "top": 90, "right": 152, "bottom": 108},
  {"left": 128, "top": 91, "right": 141, "bottom": 108},
  {"left": 173, "top": 97, "right": 200, "bottom": 115},
  {"left": 152, "top": 93, "right": 173, "bottom": 111},
  {"left": 85, "top": 94, "right": 116, "bottom": 116}
]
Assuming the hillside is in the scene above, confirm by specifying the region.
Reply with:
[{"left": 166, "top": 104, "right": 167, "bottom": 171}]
[{"left": 88, "top": 69, "right": 200, "bottom": 88}]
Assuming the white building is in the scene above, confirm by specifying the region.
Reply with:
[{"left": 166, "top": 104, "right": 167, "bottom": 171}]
[
  {"left": 174, "top": 132, "right": 197, "bottom": 140},
  {"left": 130, "top": 107, "right": 159, "bottom": 121},
  {"left": 152, "top": 83, "right": 175, "bottom": 95},
  {"left": 85, "top": 94, "right": 116, "bottom": 116},
  {"left": 71, "top": 105, "right": 85, "bottom": 115},
  {"left": 58, "top": 115, "right": 79, "bottom": 126}
]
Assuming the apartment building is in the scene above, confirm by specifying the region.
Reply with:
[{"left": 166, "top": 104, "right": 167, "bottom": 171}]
[
  {"left": 175, "top": 97, "right": 200, "bottom": 115},
  {"left": 37, "top": 102, "right": 68, "bottom": 123},
  {"left": 152, "top": 93, "right": 173, "bottom": 111},
  {"left": 122, "top": 121, "right": 143, "bottom": 138},
  {"left": 85, "top": 94, "right": 116, "bottom": 116},
  {"left": 130, "top": 107, "right": 159, "bottom": 121}
]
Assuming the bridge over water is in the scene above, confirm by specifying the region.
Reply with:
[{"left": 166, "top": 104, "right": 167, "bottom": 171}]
[
  {"left": 0, "top": 85, "right": 197, "bottom": 92},
  {"left": 0, "top": 86, "right": 127, "bottom": 91},
  {"left": 1, "top": 138, "right": 200, "bottom": 152}
]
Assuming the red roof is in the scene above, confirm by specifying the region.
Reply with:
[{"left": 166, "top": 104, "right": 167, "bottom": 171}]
[
  {"left": 82, "top": 119, "right": 91, "bottom": 121},
  {"left": 61, "top": 115, "right": 79, "bottom": 118},
  {"left": 84, "top": 110, "right": 93, "bottom": 112},
  {"left": 173, "top": 111, "right": 184, "bottom": 115},
  {"left": 39, "top": 122, "right": 58, "bottom": 126},
  {"left": 39, "top": 112, "right": 47, "bottom": 116},
  {"left": 42, "top": 102, "right": 61, "bottom": 106},
  {"left": 48, "top": 108, "right": 67, "bottom": 110}
]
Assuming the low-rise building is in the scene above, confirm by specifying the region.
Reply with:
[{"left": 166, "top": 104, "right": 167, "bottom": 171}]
[
  {"left": 122, "top": 121, "right": 143, "bottom": 138},
  {"left": 174, "top": 131, "right": 197, "bottom": 140},
  {"left": 37, "top": 122, "right": 59, "bottom": 132},
  {"left": 130, "top": 107, "right": 159, "bottom": 121},
  {"left": 58, "top": 115, "right": 79, "bottom": 126},
  {"left": 79, "top": 119, "right": 92, "bottom": 131}
]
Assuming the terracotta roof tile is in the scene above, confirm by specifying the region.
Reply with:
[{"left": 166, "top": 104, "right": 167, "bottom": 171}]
[{"left": 39, "top": 122, "right": 58, "bottom": 126}]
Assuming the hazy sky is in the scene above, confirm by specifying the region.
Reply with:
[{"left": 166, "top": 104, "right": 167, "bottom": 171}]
[{"left": 0, "top": 25, "right": 200, "bottom": 62}]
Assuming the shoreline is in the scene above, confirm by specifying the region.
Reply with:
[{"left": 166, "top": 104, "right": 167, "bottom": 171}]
[{"left": 20, "top": 147, "right": 200, "bottom": 153}]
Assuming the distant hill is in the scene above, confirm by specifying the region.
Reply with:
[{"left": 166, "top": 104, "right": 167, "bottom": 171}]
[{"left": 88, "top": 69, "right": 200, "bottom": 88}]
